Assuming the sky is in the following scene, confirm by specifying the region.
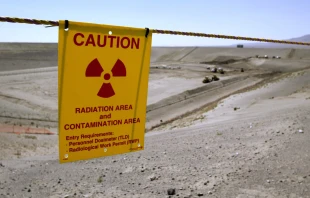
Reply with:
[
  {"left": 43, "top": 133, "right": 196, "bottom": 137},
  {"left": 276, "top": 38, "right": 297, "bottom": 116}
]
[{"left": 0, "top": 0, "right": 309, "bottom": 46}]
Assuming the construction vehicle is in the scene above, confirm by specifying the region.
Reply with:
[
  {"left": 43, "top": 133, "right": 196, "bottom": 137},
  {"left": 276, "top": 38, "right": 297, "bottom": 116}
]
[
  {"left": 202, "top": 75, "right": 220, "bottom": 83},
  {"left": 212, "top": 75, "right": 219, "bottom": 81},
  {"left": 211, "top": 67, "right": 217, "bottom": 73},
  {"left": 218, "top": 68, "right": 224, "bottom": 74},
  {"left": 202, "top": 76, "right": 212, "bottom": 83}
]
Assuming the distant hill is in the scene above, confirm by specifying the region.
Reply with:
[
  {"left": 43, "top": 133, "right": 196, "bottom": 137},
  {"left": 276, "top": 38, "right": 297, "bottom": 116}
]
[
  {"left": 233, "top": 34, "right": 310, "bottom": 49},
  {"left": 288, "top": 34, "right": 310, "bottom": 42}
]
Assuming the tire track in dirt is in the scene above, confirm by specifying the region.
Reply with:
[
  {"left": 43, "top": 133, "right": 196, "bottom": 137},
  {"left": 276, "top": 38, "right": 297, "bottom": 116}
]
[
  {"left": 287, "top": 48, "right": 296, "bottom": 59},
  {"left": 0, "top": 94, "right": 57, "bottom": 122},
  {"left": 0, "top": 94, "right": 57, "bottom": 114},
  {"left": 179, "top": 47, "right": 198, "bottom": 61}
]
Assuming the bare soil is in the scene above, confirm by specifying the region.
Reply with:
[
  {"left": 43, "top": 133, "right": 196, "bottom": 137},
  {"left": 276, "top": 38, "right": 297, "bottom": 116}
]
[{"left": 1, "top": 45, "right": 310, "bottom": 197}]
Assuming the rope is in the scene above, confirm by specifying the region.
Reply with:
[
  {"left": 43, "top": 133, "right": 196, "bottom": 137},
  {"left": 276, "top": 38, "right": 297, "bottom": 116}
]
[
  {"left": 151, "top": 29, "right": 310, "bottom": 46},
  {"left": 1, "top": 16, "right": 310, "bottom": 46},
  {"left": 0, "top": 16, "right": 59, "bottom": 26}
]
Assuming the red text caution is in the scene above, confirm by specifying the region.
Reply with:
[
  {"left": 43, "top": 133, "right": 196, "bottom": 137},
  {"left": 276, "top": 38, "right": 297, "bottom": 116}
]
[{"left": 73, "top": 33, "right": 140, "bottom": 49}]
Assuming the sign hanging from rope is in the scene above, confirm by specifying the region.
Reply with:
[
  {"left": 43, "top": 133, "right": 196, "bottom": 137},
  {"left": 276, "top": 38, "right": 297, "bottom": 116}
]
[{"left": 58, "top": 20, "right": 152, "bottom": 163}]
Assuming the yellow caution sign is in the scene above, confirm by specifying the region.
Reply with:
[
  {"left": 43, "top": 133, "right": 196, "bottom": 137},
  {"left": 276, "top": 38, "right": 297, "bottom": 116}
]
[{"left": 58, "top": 20, "right": 152, "bottom": 163}]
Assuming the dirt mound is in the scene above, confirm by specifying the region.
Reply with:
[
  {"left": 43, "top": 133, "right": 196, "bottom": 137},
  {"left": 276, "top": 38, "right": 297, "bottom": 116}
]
[
  {"left": 0, "top": 43, "right": 57, "bottom": 72},
  {"left": 151, "top": 47, "right": 310, "bottom": 63},
  {"left": 200, "top": 56, "right": 246, "bottom": 65},
  {"left": 290, "top": 48, "right": 310, "bottom": 59},
  {"left": 150, "top": 47, "right": 197, "bottom": 62},
  {"left": 249, "top": 59, "right": 310, "bottom": 72},
  {"left": 0, "top": 42, "right": 57, "bottom": 51},
  {"left": 1, "top": 43, "right": 310, "bottom": 71}
]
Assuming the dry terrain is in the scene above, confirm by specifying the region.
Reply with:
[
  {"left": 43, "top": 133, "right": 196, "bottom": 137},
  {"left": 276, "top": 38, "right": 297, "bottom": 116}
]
[{"left": 0, "top": 43, "right": 310, "bottom": 197}]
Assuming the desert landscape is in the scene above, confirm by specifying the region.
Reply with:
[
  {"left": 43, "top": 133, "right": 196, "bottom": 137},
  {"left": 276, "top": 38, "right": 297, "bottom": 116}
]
[{"left": 1, "top": 41, "right": 310, "bottom": 198}]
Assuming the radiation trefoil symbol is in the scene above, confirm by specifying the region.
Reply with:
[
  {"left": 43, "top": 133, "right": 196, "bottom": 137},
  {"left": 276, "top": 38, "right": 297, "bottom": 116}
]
[{"left": 85, "top": 58, "right": 126, "bottom": 98}]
